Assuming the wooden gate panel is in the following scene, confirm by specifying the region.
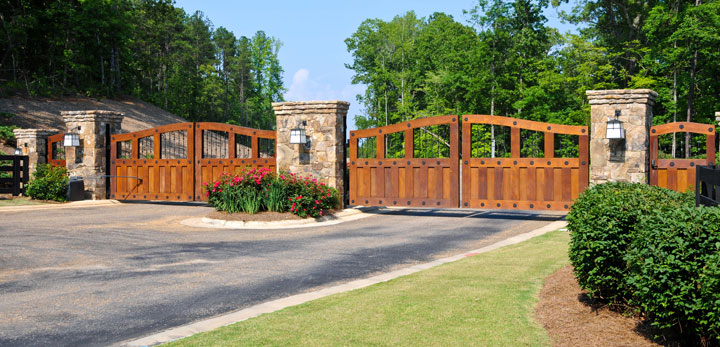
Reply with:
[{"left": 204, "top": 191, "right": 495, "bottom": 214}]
[
  {"left": 650, "top": 122, "right": 715, "bottom": 192},
  {"left": 47, "top": 133, "right": 66, "bottom": 167},
  {"left": 462, "top": 115, "right": 588, "bottom": 211},
  {"left": 111, "top": 123, "right": 195, "bottom": 201},
  {"left": 194, "top": 123, "right": 276, "bottom": 200},
  {"left": 349, "top": 115, "right": 459, "bottom": 208}
]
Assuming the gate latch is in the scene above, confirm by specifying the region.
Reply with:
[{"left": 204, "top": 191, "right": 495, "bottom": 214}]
[{"left": 651, "top": 159, "right": 658, "bottom": 169}]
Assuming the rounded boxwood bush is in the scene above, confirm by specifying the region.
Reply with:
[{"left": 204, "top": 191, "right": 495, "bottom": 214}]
[
  {"left": 567, "top": 182, "right": 691, "bottom": 303},
  {"left": 627, "top": 205, "right": 720, "bottom": 344},
  {"left": 25, "top": 164, "right": 69, "bottom": 202}
]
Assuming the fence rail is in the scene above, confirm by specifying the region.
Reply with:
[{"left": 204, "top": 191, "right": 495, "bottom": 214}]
[
  {"left": 696, "top": 165, "right": 720, "bottom": 207},
  {"left": 0, "top": 155, "right": 30, "bottom": 196}
]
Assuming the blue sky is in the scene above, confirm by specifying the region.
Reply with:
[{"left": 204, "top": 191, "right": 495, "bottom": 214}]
[{"left": 174, "top": 0, "right": 577, "bottom": 131}]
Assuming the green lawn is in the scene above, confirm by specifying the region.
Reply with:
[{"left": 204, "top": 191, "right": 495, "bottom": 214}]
[{"left": 168, "top": 230, "right": 570, "bottom": 347}]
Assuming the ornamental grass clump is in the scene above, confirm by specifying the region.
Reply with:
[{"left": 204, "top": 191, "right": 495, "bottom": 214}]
[{"left": 204, "top": 168, "right": 339, "bottom": 218}]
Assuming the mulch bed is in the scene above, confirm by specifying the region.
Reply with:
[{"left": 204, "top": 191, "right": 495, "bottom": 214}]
[
  {"left": 207, "top": 210, "right": 304, "bottom": 222},
  {"left": 535, "top": 265, "right": 676, "bottom": 347}
]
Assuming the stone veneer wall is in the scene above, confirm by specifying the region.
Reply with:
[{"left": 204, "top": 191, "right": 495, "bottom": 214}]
[
  {"left": 12, "top": 129, "right": 55, "bottom": 174},
  {"left": 272, "top": 101, "right": 349, "bottom": 206},
  {"left": 62, "top": 110, "right": 123, "bottom": 199},
  {"left": 587, "top": 89, "right": 657, "bottom": 184}
]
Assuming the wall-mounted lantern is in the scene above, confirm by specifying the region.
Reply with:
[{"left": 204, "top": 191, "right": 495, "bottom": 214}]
[
  {"left": 64, "top": 126, "right": 81, "bottom": 147},
  {"left": 289, "top": 121, "right": 311, "bottom": 150},
  {"left": 606, "top": 110, "right": 625, "bottom": 139},
  {"left": 13, "top": 148, "right": 22, "bottom": 155}
]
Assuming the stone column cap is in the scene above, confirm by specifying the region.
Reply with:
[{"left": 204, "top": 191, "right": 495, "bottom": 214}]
[
  {"left": 12, "top": 129, "right": 57, "bottom": 138},
  {"left": 272, "top": 100, "right": 350, "bottom": 115},
  {"left": 61, "top": 110, "right": 124, "bottom": 123},
  {"left": 586, "top": 89, "right": 658, "bottom": 105}
]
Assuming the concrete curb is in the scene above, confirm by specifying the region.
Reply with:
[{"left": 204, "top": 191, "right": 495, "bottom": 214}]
[
  {"left": 179, "top": 207, "right": 381, "bottom": 230},
  {"left": 0, "top": 199, "right": 121, "bottom": 212},
  {"left": 121, "top": 220, "right": 568, "bottom": 347}
]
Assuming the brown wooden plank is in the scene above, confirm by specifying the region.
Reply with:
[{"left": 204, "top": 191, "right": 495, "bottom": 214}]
[
  {"left": 554, "top": 168, "right": 563, "bottom": 202},
  {"left": 384, "top": 167, "right": 393, "bottom": 197},
  {"left": 578, "top": 134, "right": 589, "bottom": 193},
  {"left": 562, "top": 167, "right": 572, "bottom": 202},
  {"left": 536, "top": 167, "right": 545, "bottom": 201},
  {"left": 571, "top": 168, "right": 579, "bottom": 199},
  {"left": 511, "top": 165, "right": 519, "bottom": 201},
  {"left": 544, "top": 167, "right": 554, "bottom": 201},
  {"left": 677, "top": 169, "right": 688, "bottom": 192},
  {"left": 494, "top": 166, "right": 503, "bottom": 201},
  {"left": 668, "top": 167, "right": 677, "bottom": 191},
  {"left": 470, "top": 168, "right": 479, "bottom": 200},
  {"left": 658, "top": 169, "right": 668, "bottom": 189},
  {"left": 443, "top": 167, "right": 451, "bottom": 200},
  {"left": 414, "top": 167, "right": 427, "bottom": 199},
  {"left": 358, "top": 167, "right": 369, "bottom": 198},
  {"left": 376, "top": 134, "right": 385, "bottom": 159},
  {"left": 649, "top": 134, "right": 658, "bottom": 186},
  {"left": 707, "top": 133, "right": 716, "bottom": 165},
  {"left": 428, "top": 167, "right": 438, "bottom": 199},
  {"left": 396, "top": 167, "right": 405, "bottom": 199},
  {"left": 370, "top": 167, "right": 378, "bottom": 197},
  {"left": 527, "top": 166, "right": 536, "bottom": 201},
  {"left": 519, "top": 167, "right": 527, "bottom": 202},
  {"left": 476, "top": 166, "right": 486, "bottom": 200},
  {"left": 544, "top": 132, "right": 554, "bottom": 158},
  {"left": 511, "top": 127, "right": 521, "bottom": 158},
  {"left": 486, "top": 165, "right": 495, "bottom": 201}
]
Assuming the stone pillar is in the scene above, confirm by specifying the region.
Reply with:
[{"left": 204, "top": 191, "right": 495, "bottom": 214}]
[
  {"left": 12, "top": 129, "right": 55, "bottom": 174},
  {"left": 587, "top": 89, "right": 657, "bottom": 184},
  {"left": 272, "top": 101, "right": 349, "bottom": 206},
  {"left": 62, "top": 110, "right": 124, "bottom": 200}
]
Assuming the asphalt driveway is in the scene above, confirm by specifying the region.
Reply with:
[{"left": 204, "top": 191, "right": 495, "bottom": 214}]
[{"left": 0, "top": 202, "right": 564, "bottom": 346}]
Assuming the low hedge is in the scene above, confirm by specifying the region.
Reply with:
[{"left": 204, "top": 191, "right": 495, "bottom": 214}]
[
  {"left": 628, "top": 205, "right": 720, "bottom": 344},
  {"left": 568, "top": 182, "right": 718, "bottom": 344},
  {"left": 567, "top": 182, "right": 691, "bottom": 303}
]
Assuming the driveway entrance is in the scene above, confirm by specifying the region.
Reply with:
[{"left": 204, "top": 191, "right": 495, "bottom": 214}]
[{"left": 0, "top": 204, "right": 563, "bottom": 346}]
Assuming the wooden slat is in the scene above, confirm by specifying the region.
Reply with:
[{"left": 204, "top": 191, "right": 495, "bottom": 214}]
[{"left": 544, "top": 132, "right": 554, "bottom": 158}]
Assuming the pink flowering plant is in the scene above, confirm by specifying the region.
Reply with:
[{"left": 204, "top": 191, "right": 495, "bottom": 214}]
[
  {"left": 203, "top": 168, "right": 339, "bottom": 218},
  {"left": 281, "top": 172, "right": 340, "bottom": 218}
]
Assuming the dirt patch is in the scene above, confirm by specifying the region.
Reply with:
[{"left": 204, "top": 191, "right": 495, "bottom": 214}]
[
  {"left": 207, "top": 210, "right": 304, "bottom": 222},
  {"left": 536, "top": 265, "right": 663, "bottom": 347},
  {"left": 0, "top": 95, "right": 184, "bottom": 133}
]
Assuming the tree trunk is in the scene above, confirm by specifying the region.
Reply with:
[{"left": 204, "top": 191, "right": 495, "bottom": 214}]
[{"left": 685, "top": 0, "right": 701, "bottom": 158}]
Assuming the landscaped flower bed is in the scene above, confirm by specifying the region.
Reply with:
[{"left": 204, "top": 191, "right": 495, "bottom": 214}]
[{"left": 204, "top": 167, "right": 339, "bottom": 218}]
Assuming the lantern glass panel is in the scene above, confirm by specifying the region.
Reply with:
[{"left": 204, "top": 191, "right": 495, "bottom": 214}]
[
  {"left": 290, "top": 128, "right": 306, "bottom": 144},
  {"left": 64, "top": 133, "right": 80, "bottom": 147},
  {"left": 606, "top": 120, "right": 625, "bottom": 139}
]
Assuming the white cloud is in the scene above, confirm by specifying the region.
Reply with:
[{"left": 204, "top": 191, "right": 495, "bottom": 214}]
[
  {"left": 284, "top": 68, "right": 364, "bottom": 103},
  {"left": 283, "top": 68, "right": 366, "bottom": 132}
]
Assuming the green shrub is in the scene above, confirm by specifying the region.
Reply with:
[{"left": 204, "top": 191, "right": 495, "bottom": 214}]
[
  {"left": 567, "top": 182, "right": 691, "bottom": 303},
  {"left": 203, "top": 168, "right": 340, "bottom": 218},
  {"left": 283, "top": 172, "right": 339, "bottom": 218},
  {"left": 626, "top": 205, "right": 720, "bottom": 344},
  {"left": 25, "top": 164, "right": 69, "bottom": 201}
]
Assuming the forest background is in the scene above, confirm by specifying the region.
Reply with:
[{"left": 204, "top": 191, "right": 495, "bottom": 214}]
[{"left": 1, "top": 0, "right": 719, "bottom": 157}]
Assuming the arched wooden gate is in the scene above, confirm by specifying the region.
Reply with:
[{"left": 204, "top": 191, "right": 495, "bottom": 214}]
[
  {"left": 650, "top": 122, "right": 716, "bottom": 192},
  {"left": 349, "top": 115, "right": 589, "bottom": 211},
  {"left": 110, "top": 122, "right": 275, "bottom": 201}
]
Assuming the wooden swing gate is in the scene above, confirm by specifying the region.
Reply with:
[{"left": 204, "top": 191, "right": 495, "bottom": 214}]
[
  {"left": 348, "top": 115, "right": 589, "bottom": 211},
  {"left": 110, "top": 122, "right": 276, "bottom": 201},
  {"left": 649, "top": 122, "right": 716, "bottom": 192}
]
